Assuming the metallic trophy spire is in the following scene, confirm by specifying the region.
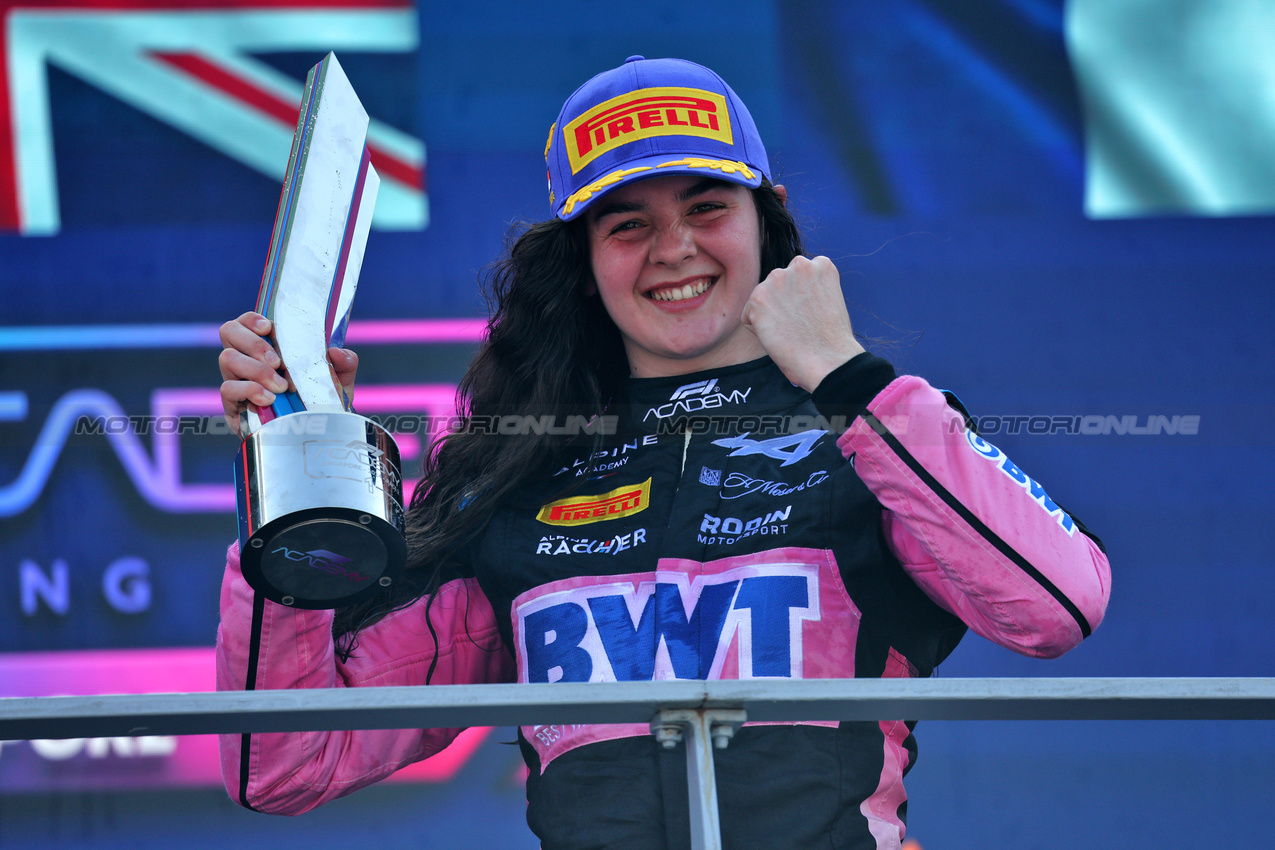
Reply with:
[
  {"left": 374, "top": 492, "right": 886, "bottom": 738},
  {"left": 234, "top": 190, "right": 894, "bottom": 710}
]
[{"left": 234, "top": 53, "right": 404, "bottom": 609}]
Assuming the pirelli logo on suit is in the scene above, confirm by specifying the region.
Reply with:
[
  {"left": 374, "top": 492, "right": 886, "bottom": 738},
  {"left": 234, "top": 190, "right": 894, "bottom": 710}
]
[
  {"left": 537, "top": 478, "right": 652, "bottom": 526},
  {"left": 564, "top": 87, "right": 733, "bottom": 173}
]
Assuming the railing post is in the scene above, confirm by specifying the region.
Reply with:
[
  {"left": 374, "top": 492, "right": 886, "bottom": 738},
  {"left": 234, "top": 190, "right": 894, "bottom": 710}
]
[{"left": 651, "top": 708, "right": 747, "bottom": 850}]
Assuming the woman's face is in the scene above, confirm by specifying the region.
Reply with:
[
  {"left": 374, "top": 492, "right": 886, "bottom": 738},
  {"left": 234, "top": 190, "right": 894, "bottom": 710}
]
[{"left": 585, "top": 174, "right": 767, "bottom": 378}]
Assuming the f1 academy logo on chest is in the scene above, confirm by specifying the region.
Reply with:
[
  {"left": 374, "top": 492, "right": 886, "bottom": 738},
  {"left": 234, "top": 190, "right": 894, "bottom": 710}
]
[
  {"left": 515, "top": 564, "right": 821, "bottom": 684},
  {"left": 643, "top": 378, "right": 752, "bottom": 422}
]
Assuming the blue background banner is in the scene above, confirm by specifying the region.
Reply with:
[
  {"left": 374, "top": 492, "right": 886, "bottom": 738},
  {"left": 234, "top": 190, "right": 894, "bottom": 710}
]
[{"left": 2, "top": 1, "right": 1273, "bottom": 847}]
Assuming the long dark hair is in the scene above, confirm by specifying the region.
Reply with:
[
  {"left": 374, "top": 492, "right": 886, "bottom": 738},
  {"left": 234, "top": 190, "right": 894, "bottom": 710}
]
[{"left": 332, "top": 178, "right": 804, "bottom": 658}]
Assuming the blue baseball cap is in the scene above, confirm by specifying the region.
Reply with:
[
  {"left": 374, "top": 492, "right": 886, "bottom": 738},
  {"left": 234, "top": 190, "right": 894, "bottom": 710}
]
[{"left": 545, "top": 56, "right": 771, "bottom": 221}]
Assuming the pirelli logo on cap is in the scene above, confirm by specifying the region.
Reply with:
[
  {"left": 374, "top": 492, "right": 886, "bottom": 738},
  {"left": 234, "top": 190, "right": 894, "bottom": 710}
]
[
  {"left": 564, "top": 87, "right": 732, "bottom": 174},
  {"left": 537, "top": 478, "right": 652, "bottom": 526}
]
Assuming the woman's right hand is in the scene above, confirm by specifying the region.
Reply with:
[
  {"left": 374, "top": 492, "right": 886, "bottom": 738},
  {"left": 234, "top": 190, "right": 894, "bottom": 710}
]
[{"left": 217, "top": 312, "right": 359, "bottom": 437}]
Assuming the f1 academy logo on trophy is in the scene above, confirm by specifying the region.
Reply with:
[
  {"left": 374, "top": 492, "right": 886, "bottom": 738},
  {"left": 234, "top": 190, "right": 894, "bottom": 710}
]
[{"left": 234, "top": 53, "right": 406, "bottom": 609}]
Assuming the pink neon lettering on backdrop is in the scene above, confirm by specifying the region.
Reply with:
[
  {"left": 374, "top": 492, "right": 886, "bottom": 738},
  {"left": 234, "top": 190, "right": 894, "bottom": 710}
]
[
  {"left": 343, "top": 318, "right": 486, "bottom": 345},
  {"left": 0, "top": 648, "right": 489, "bottom": 791},
  {"left": 0, "top": 319, "right": 482, "bottom": 515}
]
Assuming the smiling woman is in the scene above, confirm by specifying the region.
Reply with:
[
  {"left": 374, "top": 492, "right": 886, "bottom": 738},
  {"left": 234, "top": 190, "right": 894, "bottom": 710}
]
[
  {"left": 214, "top": 55, "right": 1111, "bottom": 850},
  {"left": 586, "top": 175, "right": 768, "bottom": 375}
]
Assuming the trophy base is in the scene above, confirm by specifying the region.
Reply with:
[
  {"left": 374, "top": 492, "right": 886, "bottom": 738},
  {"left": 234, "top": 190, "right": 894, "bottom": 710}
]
[
  {"left": 240, "top": 508, "right": 405, "bottom": 609},
  {"left": 235, "top": 411, "right": 407, "bottom": 610}
]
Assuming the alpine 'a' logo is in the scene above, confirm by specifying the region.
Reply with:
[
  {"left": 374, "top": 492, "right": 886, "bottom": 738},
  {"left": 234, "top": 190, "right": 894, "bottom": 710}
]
[{"left": 711, "top": 429, "right": 825, "bottom": 467}]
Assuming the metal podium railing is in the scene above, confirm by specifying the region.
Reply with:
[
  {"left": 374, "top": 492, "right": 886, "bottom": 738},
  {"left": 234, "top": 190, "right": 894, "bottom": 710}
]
[{"left": 3, "top": 678, "right": 1274, "bottom": 850}]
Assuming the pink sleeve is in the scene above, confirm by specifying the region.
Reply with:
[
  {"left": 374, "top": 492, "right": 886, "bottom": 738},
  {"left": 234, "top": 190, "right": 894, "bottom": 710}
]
[
  {"left": 216, "top": 542, "right": 516, "bottom": 814},
  {"left": 838, "top": 376, "right": 1111, "bottom": 658}
]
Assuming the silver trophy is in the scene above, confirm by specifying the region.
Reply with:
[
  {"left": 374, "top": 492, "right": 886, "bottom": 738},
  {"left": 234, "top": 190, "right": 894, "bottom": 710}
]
[{"left": 234, "top": 53, "right": 405, "bottom": 609}]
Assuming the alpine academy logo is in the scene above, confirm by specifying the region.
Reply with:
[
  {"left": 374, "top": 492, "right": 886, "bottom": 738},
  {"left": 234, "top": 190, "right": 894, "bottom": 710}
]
[
  {"left": 564, "top": 86, "right": 732, "bottom": 174},
  {"left": 536, "top": 478, "right": 652, "bottom": 526}
]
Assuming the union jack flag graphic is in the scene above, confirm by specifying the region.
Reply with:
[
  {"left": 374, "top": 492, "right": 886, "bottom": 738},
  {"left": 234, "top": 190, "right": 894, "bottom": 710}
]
[{"left": 0, "top": 0, "right": 426, "bottom": 235}]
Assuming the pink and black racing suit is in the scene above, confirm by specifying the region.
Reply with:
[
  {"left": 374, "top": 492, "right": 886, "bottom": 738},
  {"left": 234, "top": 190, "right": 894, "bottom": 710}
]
[{"left": 217, "top": 353, "right": 1110, "bottom": 849}]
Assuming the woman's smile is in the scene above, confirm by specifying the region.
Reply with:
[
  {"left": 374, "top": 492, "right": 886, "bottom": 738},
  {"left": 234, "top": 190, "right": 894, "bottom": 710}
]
[{"left": 645, "top": 276, "right": 715, "bottom": 305}]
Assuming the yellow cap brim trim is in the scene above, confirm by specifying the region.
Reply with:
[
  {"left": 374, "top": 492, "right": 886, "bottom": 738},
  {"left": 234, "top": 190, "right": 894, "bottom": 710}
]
[
  {"left": 561, "top": 158, "right": 759, "bottom": 218},
  {"left": 562, "top": 165, "right": 653, "bottom": 216},
  {"left": 655, "top": 157, "right": 756, "bottom": 180}
]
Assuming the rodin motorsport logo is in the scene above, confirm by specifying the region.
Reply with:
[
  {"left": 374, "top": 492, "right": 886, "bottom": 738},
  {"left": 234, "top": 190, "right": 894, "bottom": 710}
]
[
  {"left": 698, "top": 506, "right": 792, "bottom": 546},
  {"left": 270, "top": 547, "right": 372, "bottom": 583}
]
